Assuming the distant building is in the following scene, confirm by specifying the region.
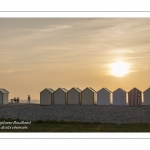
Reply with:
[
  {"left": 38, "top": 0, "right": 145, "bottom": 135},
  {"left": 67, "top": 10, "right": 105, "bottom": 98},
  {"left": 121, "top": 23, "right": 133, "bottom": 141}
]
[
  {"left": 40, "top": 88, "right": 54, "bottom": 105},
  {"left": 97, "top": 88, "right": 112, "bottom": 105},
  {"left": 113, "top": 88, "right": 126, "bottom": 105},
  {"left": 0, "top": 88, "right": 9, "bottom": 104},
  {"left": 81, "top": 87, "right": 97, "bottom": 105},
  {"left": 54, "top": 88, "right": 68, "bottom": 105},
  {"left": 144, "top": 87, "right": 150, "bottom": 105},
  {"left": 128, "top": 88, "right": 142, "bottom": 106},
  {"left": 67, "top": 87, "right": 82, "bottom": 105}
]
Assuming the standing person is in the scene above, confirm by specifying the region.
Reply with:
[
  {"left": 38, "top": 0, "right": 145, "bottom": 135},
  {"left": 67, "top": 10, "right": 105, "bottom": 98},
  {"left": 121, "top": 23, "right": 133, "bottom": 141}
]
[
  {"left": 14, "top": 97, "right": 16, "bottom": 103},
  {"left": 17, "top": 97, "right": 19, "bottom": 103},
  {"left": 27, "top": 95, "right": 30, "bottom": 104}
]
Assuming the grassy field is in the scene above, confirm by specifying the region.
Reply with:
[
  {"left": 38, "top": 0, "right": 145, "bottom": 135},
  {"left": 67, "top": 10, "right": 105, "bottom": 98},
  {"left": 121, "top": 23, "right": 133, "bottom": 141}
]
[{"left": 0, "top": 118, "right": 150, "bottom": 132}]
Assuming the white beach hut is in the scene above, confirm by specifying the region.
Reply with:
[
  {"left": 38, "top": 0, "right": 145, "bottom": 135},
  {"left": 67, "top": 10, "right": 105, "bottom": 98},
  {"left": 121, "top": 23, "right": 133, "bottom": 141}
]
[
  {"left": 113, "top": 88, "right": 126, "bottom": 105},
  {"left": 40, "top": 88, "right": 54, "bottom": 105},
  {"left": 54, "top": 88, "right": 68, "bottom": 105},
  {"left": 0, "top": 88, "right": 9, "bottom": 104},
  {"left": 143, "top": 87, "right": 150, "bottom": 105},
  {"left": 97, "top": 88, "right": 112, "bottom": 105},
  {"left": 67, "top": 87, "right": 81, "bottom": 105},
  {"left": 81, "top": 87, "right": 97, "bottom": 105}
]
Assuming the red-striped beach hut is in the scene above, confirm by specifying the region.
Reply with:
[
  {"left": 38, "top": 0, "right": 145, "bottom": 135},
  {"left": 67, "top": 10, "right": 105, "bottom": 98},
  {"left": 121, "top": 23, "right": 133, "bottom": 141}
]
[{"left": 128, "top": 88, "right": 142, "bottom": 106}]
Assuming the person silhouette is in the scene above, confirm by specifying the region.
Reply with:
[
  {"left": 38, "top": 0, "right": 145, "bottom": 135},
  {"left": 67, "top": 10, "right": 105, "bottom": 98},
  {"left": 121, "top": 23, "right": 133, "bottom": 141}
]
[
  {"left": 14, "top": 97, "right": 16, "bottom": 103},
  {"left": 27, "top": 95, "right": 30, "bottom": 104},
  {"left": 17, "top": 97, "right": 19, "bottom": 103}
]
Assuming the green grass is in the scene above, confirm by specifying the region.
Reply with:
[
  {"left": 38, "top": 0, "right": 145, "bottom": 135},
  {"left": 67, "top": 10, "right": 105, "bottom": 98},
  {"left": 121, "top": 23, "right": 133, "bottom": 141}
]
[{"left": 0, "top": 118, "right": 150, "bottom": 132}]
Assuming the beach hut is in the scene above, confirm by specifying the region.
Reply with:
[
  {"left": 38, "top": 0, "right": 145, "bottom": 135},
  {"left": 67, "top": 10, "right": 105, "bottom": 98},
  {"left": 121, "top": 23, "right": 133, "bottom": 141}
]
[
  {"left": 144, "top": 87, "right": 150, "bottom": 105},
  {"left": 97, "top": 88, "right": 112, "bottom": 105},
  {"left": 113, "top": 88, "right": 126, "bottom": 105},
  {"left": 40, "top": 88, "right": 54, "bottom": 105},
  {"left": 54, "top": 88, "right": 68, "bottom": 105},
  {"left": 81, "top": 87, "right": 97, "bottom": 105},
  {"left": 128, "top": 88, "right": 142, "bottom": 106},
  {"left": 0, "top": 88, "right": 9, "bottom": 104},
  {"left": 67, "top": 87, "right": 81, "bottom": 105}
]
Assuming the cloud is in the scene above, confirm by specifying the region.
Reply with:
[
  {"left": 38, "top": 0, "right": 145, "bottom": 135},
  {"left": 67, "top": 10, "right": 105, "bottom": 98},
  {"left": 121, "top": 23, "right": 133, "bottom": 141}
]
[
  {"left": 0, "top": 69, "right": 16, "bottom": 74},
  {"left": 14, "top": 25, "right": 72, "bottom": 32},
  {"left": 0, "top": 18, "right": 150, "bottom": 77}
]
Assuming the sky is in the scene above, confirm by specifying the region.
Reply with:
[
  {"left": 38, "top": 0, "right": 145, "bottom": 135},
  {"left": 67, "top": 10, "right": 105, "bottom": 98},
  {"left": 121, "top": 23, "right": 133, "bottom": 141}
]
[{"left": 0, "top": 18, "right": 150, "bottom": 100}]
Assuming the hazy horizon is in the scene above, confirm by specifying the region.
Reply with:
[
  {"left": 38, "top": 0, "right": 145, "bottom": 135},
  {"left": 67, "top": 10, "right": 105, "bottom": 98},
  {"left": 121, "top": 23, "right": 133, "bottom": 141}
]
[{"left": 0, "top": 18, "right": 150, "bottom": 100}]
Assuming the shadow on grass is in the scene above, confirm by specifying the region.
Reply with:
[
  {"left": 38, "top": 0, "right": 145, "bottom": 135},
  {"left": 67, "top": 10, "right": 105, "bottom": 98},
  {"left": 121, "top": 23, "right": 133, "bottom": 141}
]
[{"left": 0, "top": 118, "right": 150, "bottom": 132}]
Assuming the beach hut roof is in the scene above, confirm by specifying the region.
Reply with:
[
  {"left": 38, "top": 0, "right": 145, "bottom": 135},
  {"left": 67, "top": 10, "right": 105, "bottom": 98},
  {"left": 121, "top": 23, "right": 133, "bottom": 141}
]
[
  {"left": 69, "top": 87, "right": 82, "bottom": 92},
  {"left": 143, "top": 87, "right": 150, "bottom": 93},
  {"left": 128, "top": 87, "right": 142, "bottom": 93},
  {"left": 60, "top": 88, "right": 68, "bottom": 92},
  {"left": 0, "top": 88, "right": 9, "bottom": 93},
  {"left": 40, "top": 88, "right": 54, "bottom": 93},
  {"left": 91, "top": 87, "right": 97, "bottom": 92},
  {"left": 75, "top": 87, "right": 82, "bottom": 92},
  {"left": 97, "top": 87, "right": 112, "bottom": 93},
  {"left": 103, "top": 87, "right": 112, "bottom": 93},
  {"left": 85, "top": 87, "right": 96, "bottom": 93},
  {"left": 45, "top": 88, "right": 54, "bottom": 93},
  {"left": 113, "top": 88, "right": 126, "bottom": 93}
]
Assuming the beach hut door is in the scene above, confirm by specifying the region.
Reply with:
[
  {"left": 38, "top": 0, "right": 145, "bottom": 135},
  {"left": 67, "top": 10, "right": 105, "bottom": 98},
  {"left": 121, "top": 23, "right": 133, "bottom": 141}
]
[
  {"left": 121, "top": 93, "right": 125, "bottom": 105},
  {"left": 137, "top": 93, "right": 141, "bottom": 104}
]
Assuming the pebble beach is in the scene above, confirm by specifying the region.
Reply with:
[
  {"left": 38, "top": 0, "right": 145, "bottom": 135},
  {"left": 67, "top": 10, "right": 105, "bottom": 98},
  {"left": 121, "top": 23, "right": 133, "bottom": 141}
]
[{"left": 1, "top": 104, "right": 150, "bottom": 124}]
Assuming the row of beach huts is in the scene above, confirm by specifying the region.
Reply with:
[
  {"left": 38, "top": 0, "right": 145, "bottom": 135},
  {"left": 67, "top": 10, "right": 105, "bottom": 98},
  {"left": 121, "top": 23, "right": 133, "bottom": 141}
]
[
  {"left": 40, "top": 87, "right": 150, "bottom": 106},
  {"left": 1, "top": 87, "right": 150, "bottom": 106}
]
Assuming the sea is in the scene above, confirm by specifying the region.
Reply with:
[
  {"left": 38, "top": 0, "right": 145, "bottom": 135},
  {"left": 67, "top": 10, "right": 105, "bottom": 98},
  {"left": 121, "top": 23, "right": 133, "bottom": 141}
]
[{"left": 9, "top": 99, "right": 40, "bottom": 104}]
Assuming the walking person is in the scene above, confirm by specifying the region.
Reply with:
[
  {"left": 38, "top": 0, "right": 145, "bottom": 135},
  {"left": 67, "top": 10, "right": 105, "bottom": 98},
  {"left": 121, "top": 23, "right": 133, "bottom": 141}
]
[{"left": 27, "top": 95, "right": 31, "bottom": 104}]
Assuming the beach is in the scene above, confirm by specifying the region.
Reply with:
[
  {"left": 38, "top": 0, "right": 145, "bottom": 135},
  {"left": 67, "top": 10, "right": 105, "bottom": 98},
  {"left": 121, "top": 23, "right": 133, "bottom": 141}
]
[{"left": 0, "top": 104, "right": 150, "bottom": 123}]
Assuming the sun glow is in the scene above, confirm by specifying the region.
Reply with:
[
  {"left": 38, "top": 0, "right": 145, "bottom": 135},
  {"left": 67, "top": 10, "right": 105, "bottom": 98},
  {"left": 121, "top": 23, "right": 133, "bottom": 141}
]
[{"left": 111, "top": 61, "right": 129, "bottom": 77}]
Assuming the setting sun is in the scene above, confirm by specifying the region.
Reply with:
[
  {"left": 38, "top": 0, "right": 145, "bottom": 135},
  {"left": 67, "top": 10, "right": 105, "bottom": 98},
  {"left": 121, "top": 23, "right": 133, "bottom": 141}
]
[
  {"left": 111, "top": 61, "right": 129, "bottom": 77},
  {"left": 1, "top": 18, "right": 150, "bottom": 99}
]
